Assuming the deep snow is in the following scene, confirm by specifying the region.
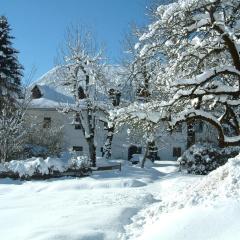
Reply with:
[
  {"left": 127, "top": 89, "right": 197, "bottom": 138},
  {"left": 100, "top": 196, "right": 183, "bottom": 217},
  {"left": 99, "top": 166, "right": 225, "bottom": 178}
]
[
  {"left": 123, "top": 154, "right": 240, "bottom": 240},
  {"left": 0, "top": 160, "right": 175, "bottom": 240},
  {"left": 1, "top": 157, "right": 240, "bottom": 240}
]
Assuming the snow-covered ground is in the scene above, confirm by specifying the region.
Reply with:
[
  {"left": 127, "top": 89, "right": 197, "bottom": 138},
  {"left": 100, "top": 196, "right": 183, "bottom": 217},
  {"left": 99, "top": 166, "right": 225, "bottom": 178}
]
[
  {"left": 0, "top": 157, "right": 239, "bottom": 240},
  {"left": 123, "top": 156, "right": 240, "bottom": 240}
]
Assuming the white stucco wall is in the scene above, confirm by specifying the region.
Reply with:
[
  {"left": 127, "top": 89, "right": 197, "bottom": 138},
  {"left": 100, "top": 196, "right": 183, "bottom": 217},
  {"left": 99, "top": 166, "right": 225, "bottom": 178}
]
[{"left": 26, "top": 108, "right": 218, "bottom": 161}]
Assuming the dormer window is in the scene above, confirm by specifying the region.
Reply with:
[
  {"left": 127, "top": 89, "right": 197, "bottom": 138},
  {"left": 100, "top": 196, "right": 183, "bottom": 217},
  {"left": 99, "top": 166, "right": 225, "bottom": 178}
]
[
  {"left": 31, "top": 85, "right": 42, "bottom": 99},
  {"left": 78, "top": 86, "right": 86, "bottom": 99}
]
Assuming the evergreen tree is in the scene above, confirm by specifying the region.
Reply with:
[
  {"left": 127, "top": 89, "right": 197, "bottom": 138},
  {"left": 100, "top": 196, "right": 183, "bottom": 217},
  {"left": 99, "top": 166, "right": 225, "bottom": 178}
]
[
  {"left": 0, "top": 15, "right": 23, "bottom": 107},
  {"left": 0, "top": 16, "right": 25, "bottom": 161}
]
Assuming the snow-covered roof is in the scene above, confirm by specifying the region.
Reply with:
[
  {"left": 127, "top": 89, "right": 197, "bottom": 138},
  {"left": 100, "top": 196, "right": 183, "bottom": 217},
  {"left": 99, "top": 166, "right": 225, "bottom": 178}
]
[
  {"left": 29, "top": 84, "right": 75, "bottom": 109},
  {"left": 29, "top": 65, "right": 129, "bottom": 109}
]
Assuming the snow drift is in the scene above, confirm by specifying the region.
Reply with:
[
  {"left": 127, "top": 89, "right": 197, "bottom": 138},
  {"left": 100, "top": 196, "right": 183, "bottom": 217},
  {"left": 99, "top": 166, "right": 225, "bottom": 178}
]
[{"left": 123, "top": 153, "right": 240, "bottom": 239}]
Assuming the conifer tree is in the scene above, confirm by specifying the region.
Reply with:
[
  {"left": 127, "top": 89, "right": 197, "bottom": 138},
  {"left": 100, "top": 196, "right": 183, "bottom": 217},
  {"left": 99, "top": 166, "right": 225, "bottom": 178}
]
[
  {"left": 0, "top": 16, "right": 23, "bottom": 108},
  {"left": 0, "top": 16, "right": 25, "bottom": 161}
]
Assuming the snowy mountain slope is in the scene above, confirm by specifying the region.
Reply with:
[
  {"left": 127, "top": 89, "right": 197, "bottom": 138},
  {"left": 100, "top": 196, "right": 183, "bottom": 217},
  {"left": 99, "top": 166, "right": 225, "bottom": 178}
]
[
  {"left": 33, "top": 64, "right": 131, "bottom": 103},
  {"left": 33, "top": 66, "right": 74, "bottom": 97}
]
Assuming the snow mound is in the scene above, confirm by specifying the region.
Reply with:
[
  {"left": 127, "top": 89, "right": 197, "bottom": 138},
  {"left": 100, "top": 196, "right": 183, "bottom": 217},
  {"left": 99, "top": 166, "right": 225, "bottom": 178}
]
[
  {"left": 156, "top": 153, "right": 240, "bottom": 211},
  {"left": 122, "top": 153, "right": 240, "bottom": 239},
  {"left": 175, "top": 153, "right": 240, "bottom": 207}
]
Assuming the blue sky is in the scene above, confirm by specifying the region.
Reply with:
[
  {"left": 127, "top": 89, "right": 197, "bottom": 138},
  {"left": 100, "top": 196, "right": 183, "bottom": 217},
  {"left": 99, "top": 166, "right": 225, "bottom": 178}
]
[{"left": 1, "top": 0, "right": 150, "bottom": 81}]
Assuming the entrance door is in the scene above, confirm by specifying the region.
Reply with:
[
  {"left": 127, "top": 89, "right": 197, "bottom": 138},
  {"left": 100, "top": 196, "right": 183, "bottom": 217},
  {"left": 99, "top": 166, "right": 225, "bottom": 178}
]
[{"left": 128, "top": 145, "right": 141, "bottom": 160}]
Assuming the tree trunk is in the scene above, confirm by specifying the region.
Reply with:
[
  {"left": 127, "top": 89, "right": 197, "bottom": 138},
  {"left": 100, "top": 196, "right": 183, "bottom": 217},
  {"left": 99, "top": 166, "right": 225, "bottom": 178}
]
[
  {"left": 103, "top": 125, "right": 114, "bottom": 159},
  {"left": 187, "top": 122, "right": 195, "bottom": 148},
  {"left": 141, "top": 141, "right": 150, "bottom": 168},
  {"left": 172, "top": 114, "right": 237, "bottom": 147},
  {"left": 85, "top": 98, "right": 96, "bottom": 167},
  {"left": 87, "top": 136, "right": 96, "bottom": 167}
]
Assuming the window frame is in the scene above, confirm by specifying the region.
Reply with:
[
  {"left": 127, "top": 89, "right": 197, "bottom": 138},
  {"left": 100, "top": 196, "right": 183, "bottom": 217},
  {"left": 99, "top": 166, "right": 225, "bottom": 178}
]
[
  {"left": 173, "top": 147, "right": 182, "bottom": 157},
  {"left": 43, "top": 117, "right": 51, "bottom": 129},
  {"left": 72, "top": 146, "right": 83, "bottom": 152},
  {"left": 75, "top": 113, "right": 81, "bottom": 130},
  {"left": 175, "top": 124, "right": 182, "bottom": 133}
]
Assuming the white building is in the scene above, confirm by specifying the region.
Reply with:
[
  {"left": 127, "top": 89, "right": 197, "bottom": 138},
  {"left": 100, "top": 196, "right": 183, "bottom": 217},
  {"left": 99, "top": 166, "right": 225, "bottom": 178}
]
[{"left": 26, "top": 69, "right": 218, "bottom": 161}]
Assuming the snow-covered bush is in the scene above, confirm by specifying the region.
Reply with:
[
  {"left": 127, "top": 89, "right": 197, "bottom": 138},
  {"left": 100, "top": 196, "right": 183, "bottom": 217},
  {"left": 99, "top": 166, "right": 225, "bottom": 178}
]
[
  {"left": 178, "top": 144, "right": 240, "bottom": 175},
  {"left": 0, "top": 155, "right": 91, "bottom": 179},
  {"left": 68, "top": 155, "right": 90, "bottom": 170}
]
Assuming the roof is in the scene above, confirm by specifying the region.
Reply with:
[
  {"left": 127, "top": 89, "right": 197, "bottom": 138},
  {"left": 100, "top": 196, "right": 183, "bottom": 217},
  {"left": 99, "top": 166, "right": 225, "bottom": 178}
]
[
  {"left": 29, "top": 65, "right": 130, "bottom": 109},
  {"left": 30, "top": 84, "right": 75, "bottom": 109}
]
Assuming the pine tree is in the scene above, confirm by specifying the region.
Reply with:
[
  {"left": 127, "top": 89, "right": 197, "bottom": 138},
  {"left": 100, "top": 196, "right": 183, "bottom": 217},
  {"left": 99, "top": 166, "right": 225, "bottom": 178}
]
[
  {"left": 0, "top": 16, "right": 25, "bottom": 161},
  {"left": 0, "top": 16, "right": 23, "bottom": 107}
]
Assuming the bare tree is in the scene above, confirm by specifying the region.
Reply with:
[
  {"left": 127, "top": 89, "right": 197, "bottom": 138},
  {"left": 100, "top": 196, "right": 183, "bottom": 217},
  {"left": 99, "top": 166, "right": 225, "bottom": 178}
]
[
  {"left": 56, "top": 26, "right": 109, "bottom": 167},
  {"left": 0, "top": 66, "right": 38, "bottom": 163},
  {"left": 25, "top": 122, "right": 63, "bottom": 158}
]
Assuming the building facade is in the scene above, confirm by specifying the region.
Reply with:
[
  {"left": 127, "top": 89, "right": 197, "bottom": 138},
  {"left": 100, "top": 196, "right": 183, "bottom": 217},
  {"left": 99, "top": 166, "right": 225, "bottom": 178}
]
[{"left": 27, "top": 84, "right": 218, "bottom": 161}]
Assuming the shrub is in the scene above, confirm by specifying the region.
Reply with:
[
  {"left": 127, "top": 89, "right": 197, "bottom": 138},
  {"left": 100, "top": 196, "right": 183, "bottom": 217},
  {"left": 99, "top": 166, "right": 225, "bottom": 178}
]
[
  {"left": 178, "top": 144, "right": 240, "bottom": 175},
  {"left": 0, "top": 154, "right": 91, "bottom": 179},
  {"left": 24, "top": 125, "right": 63, "bottom": 158}
]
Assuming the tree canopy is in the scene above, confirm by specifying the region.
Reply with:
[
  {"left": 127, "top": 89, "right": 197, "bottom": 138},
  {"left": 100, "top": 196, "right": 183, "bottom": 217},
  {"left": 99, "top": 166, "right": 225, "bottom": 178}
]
[{"left": 133, "top": 0, "right": 240, "bottom": 146}]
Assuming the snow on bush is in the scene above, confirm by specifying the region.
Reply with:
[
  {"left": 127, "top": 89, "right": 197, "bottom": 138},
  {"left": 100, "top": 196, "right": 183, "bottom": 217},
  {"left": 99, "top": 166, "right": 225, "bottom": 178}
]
[
  {"left": 178, "top": 144, "right": 240, "bottom": 175},
  {"left": 0, "top": 154, "right": 91, "bottom": 178}
]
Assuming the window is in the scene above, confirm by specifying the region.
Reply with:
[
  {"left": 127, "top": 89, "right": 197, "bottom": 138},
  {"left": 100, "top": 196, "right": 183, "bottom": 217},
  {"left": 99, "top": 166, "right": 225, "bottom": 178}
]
[
  {"left": 100, "top": 147, "right": 104, "bottom": 157},
  {"left": 173, "top": 147, "right": 181, "bottom": 157},
  {"left": 31, "top": 86, "right": 42, "bottom": 99},
  {"left": 175, "top": 124, "right": 182, "bottom": 132},
  {"left": 43, "top": 117, "right": 51, "bottom": 128},
  {"left": 75, "top": 113, "right": 81, "bottom": 130},
  {"left": 72, "top": 146, "right": 83, "bottom": 151},
  {"left": 195, "top": 122, "right": 203, "bottom": 133},
  {"left": 75, "top": 124, "right": 81, "bottom": 130}
]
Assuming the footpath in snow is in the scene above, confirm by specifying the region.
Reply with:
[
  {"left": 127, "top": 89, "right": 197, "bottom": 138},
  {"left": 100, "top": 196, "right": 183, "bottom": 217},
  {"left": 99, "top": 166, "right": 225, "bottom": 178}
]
[{"left": 0, "top": 160, "right": 180, "bottom": 240}]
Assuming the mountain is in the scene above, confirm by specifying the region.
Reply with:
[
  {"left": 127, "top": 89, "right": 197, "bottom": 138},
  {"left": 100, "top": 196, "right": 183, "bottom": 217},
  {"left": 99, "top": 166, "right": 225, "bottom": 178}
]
[{"left": 29, "top": 65, "right": 130, "bottom": 108}]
